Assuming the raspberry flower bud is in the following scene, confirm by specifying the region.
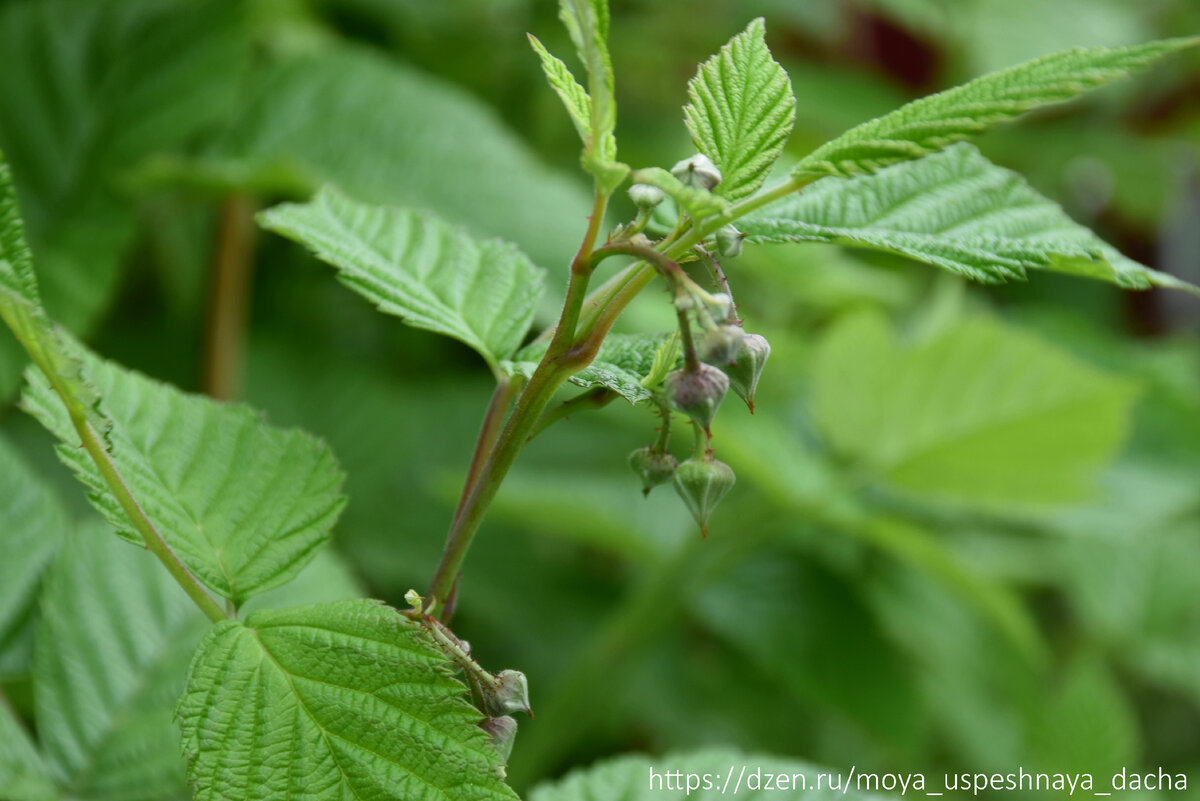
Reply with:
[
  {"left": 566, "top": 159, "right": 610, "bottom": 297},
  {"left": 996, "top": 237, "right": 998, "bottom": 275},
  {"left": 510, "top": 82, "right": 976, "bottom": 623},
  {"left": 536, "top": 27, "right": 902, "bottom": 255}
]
[
  {"left": 715, "top": 225, "right": 745, "bottom": 259},
  {"left": 483, "top": 669, "right": 531, "bottom": 718},
  {"left": 629, "top": 446, "right": 679, "bottom": 496},
  {"left": 722, "top": 333, "right": 771, "bottom": 412},
  {"left": 628, "top": 182, "right": 666, "bottom": 209},
  {"left": 664, "top": 364, "right": 729, "bottom": 432},
  {"left": 479, "top": 716, "right": 519, "bottom": 765},
  {"left": 673, "top": 456, "right": 736, "bottom": 537},
  {"left": 699, "top": 324, "right": 745, "bottom": 367},
  {"left": 671, "top": 154, "right": 722, "bottom": 191}
]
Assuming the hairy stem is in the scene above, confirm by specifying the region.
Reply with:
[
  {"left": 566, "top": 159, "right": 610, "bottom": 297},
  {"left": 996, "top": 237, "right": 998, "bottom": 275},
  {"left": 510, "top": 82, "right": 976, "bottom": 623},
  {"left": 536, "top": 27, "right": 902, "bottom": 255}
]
[
  {"left": 452, "top": 376, "right": 523, "bottom": 528},
  {"left": 201, "top": 195, "right": 255, "bottom": 401}
]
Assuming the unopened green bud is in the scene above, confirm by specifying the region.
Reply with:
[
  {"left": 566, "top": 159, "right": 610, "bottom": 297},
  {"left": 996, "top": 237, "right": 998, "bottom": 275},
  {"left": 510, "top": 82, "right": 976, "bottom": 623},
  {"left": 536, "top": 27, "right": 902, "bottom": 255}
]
[
  {"left": 673, "top": 456, "right": 736, "bottom": 537},
  {"left": 722, "top": 333, "right": 770, "bottom": 412},
  {"left": 629, "top": 183, "right": 665, "bottom": 208},
  {"left": 699, "top": 324, "right": 745, "bottom": 367},
  {"left": 715, "top": 225, "right": 745, "bottom": 258},
  {"left": 483, "top": 669, "right": 532, "bottom": 718},
  {"left": 671, "top": 154, "right": 722, "bottom": 191},
  {"left": 479, "top": 716, "right": 518, "bottom": 765},
  {"left": 629, "top": 446, "right": 679, "bottom": 497},
  {"left": 665, "top": 364, "right": 729, "bottom": 432}
]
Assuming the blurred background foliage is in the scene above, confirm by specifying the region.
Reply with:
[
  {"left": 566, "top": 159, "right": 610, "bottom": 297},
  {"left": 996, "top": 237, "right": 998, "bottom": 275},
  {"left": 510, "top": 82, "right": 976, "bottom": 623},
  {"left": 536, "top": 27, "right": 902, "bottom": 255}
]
[{"left": 1, "top": 0, "right": 1198, "bottom": 799}]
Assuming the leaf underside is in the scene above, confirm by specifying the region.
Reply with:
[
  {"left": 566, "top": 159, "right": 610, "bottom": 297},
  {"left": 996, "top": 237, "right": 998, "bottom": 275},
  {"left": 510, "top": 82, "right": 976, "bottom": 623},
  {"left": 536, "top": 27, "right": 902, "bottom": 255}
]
[
  {"left": 744, "top": 143, "right": 1196, "bottom": 293},
  {"left": 504, "top": 332, "right": 679, "bottom": 405},
  {"left": 178, "top": 600, "right": 517, "bottom": 801},
  {"left": 794, "top": 37, "right": 1199, "bottom": 179},
  {"left": 684, "top": 18, "right": 796, "bottom": 202},
  {"left": 260, "top": 186, "right": 545, "bottom": 373}
]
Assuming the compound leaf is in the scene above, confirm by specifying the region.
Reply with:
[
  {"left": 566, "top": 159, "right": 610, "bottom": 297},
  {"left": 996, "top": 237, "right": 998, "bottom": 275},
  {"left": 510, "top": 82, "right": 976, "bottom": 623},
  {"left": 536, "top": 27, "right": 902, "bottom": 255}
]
[
  {"left": 21, "top": 339, "right": 346, "bottom": 605},
  {"left": 504, "top": 333, "right": 678, "bottom": 405},
  {"left": 260, "top": 186, "right": 545, "bottom": 373},
  {"left": 178, "top": 600, "right": 517, "bottom": 801},
  {"left": 684, "top": 18, "right": 796, "bottom": 202},
  {"left": 794, "top": 37, "right": 1199, "bottom": 179},
  {"left": 811, "top": 312, "right": 1140, "bottom": 506},
  {"left": 34, "top": 521, "right": 208, "bottom": 801},
  {"left": 745, "top": 144, "right": 1196, "bottom": 293}
]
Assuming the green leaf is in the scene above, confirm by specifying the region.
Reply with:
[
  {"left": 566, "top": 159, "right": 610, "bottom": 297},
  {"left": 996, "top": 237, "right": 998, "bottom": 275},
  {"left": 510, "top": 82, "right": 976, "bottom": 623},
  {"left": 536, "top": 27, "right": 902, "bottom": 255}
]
[
  {"left": 528, "top": 34, "right": 592, "bottom": 146},
  {"left": 631, "top": 168, "right": 730, "bottom": 221},
  {"left": 21, "top": 338, "right": 346, "bottom": 605},
  {"left": 0, "top": 702, "right": 58, "bottom": 801},
  {"left": 530, "top": 748, "right": 889, "bottom": 801},
  {"left": 746, "top": 144, "right": 1196, "bottom": 293},
  {"left": 33, "top": 521, "right": 208, "bottom": 801},
  {"left": 503, "top": 333, "right": 678, "bottom": 405},
  {"left": 260, "top": 186, "right": 545, "bottom": 373},
  {"left": 793, "top": 37, "right": 1199, "bottom": 180},
  {"left": 0, "top": 434, "right": 67, "bottom": 669},
  {"left": 811, "top": 312, "right": 1140, "bottom": 506},
  {"left": 557, "top": 0, "right": 625, "bottom": 191},
  {"left": 684, "top": 18, "right": 796, "bottom": 202},
  {"left": 0, "top": 159, "right": 38, "bottom": 306},
  {"left": 178, "top": 600, "right": 517, "bottom": 801}
]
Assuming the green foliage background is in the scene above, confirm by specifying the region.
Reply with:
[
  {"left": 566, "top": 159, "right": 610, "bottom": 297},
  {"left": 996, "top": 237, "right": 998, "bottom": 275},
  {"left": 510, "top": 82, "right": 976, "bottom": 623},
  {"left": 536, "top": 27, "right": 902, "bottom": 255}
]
[{"left": 1, "top": 0, "right": 1199, "bottom": 799}]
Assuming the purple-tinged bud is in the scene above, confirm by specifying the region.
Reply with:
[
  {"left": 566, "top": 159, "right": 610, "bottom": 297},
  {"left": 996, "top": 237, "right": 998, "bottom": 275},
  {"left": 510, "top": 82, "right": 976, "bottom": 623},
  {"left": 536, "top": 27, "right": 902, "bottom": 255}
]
[
  {"left": 699, "top": 324, "right": 745, "bottom": 367},
  {"left": 479, "top": 715, "right": 518, "bottom": 765},
  {"left": 483, "top": 669, "right": 531, "bottom": 718},
  {"left": 721, "top": 333, "right": 770, "bottom": 412},
  {"left": 629, "top": 446, "right": 679, "bottom": 497},
  {"left": 664, "top": 364, "right": 729, "bottom": 432}
]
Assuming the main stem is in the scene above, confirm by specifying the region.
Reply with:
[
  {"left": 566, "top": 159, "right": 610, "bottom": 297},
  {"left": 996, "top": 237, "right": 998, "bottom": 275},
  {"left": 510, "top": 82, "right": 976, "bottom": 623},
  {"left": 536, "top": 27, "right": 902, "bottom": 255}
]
[{"left": 427, "top": 190, "right": 609, "bottom": 615}]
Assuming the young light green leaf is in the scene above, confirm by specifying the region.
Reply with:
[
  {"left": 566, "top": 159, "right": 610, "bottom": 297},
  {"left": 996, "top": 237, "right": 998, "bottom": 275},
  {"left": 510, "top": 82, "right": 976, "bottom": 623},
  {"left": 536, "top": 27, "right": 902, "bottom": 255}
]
[
  {"left": 34, "top": 521, "right": 208, "bottom": 801},
  {"left": 0, "top": 159, "right": 38, "bottom": 306},
  {"left": 631, "top": 168, "right": 730, "bottom": 221},
  {"left": 528, "top": 34, "right": 592, "bottom": 145},
  {"left": 793, "top": 37, "right": 1200, "bottom": 179},
  {"left": 557, "top": 0, "right": 626, "bottom": 191},
  {"left": 684, "top": 18, "right": 796, "bottom": 202},
  {"left": 0, "top": 702, "right": 58, "bottom": 801},
  {"left": 504, "top": 332, "right": 679, "bottom": 404},
  {"left": 0, "top": 435, "right": 67, "bottom": 668},
  {"left": 260, "top": 186, "right": 545, "bottom": 375},
  {"left": 530, "top": 748, "right": 888, "bottom": 801},
  {"left": 812, "top": 312, "right": 1140, "bottom": 506},
  {"left": 178, "top": 600, "right": 517, "bottom": 801},
  {"left": 745, "top": 143, "right": 1197, "bottom": 293},
  {"left": 21, "top": 338, "right": 346, "bottom": 605}
]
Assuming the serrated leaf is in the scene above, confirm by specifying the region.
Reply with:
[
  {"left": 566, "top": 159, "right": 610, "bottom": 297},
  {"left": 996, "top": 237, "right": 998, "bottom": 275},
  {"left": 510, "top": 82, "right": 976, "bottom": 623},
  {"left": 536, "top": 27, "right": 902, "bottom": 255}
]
[
  {"left": 530, "top": 748, "right": 888, "bottom": 801},
  {"left": 0, "top": 159, "right": 38, "bottom": 306},
  {"left": 503, "top": 333, "right": 678, "bottom": 405},
  {"left": 260, "top": 186, "right": 545, "bottom": 373},
  {"left": 557, "top": 0, "right": 624, "bottom": 189},
  {"left": 528, "top": 34, "right": 592, "bottom": 145},
  {"left": 746, "top": 144, "right": 1196, "bottom": 292},
  {"left": 684, "top": 18, "right": 795, "bottom": 202},
  {"left": 0, "top": 435, "right": 67, "bottom": 669},
  {"left": 0, "top": 702, "right": 58, "bottom": 801},
  {"left": 21, "top": 338, "right": 346, "bottom": 605},
  {"left": 793, "top": 37, "right": 1199, "bottom": 179},
  {"left": 33, "top": 521, "right": 208, "bottom": 801},
  {"left": 812, "top": 312, "right": 1140, "bottom": 506},
  {"left": 631, "top": 168, "right": 730, "bottom": 221},
  {"left": 178, "top": 600, "right": 517, "bottom": 801}
]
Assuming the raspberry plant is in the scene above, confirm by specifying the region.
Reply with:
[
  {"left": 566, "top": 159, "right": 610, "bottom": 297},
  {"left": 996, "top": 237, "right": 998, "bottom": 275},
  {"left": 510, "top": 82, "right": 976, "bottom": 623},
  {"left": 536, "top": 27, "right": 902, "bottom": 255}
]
[{"left": 0, "top": 2, "right": 1197, "bottom": 800}]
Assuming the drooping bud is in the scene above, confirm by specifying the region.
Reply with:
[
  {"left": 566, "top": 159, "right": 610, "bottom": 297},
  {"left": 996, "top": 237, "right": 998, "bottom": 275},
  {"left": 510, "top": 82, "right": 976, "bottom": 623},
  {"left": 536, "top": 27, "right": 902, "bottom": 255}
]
[
  {"left": 715, "top": 225, "right": 745, "bottom": 259},
  {"left": 673, "top": 456, "right": 736, "bottom": 537},
  {"left": 629, "top": 446, "right": 679, "bottom": 497},
  {"left": 629, "top": 182, "right": 666, "bottom": 209},
  {"left": 671, "top": 154, "right": 722, "bottom": 191},
  {"left": 479, "top": 715, "right": 519, "bottom": 765},
  {"left": 699, "top": 324, "right": 745, "bottom": 367},
  {"left": 722, "top": 333, "right": 770, "bottom": 412},
  {"left": 664, "top": 364, "right": 729, "bottom": 432},
  {"left": 483, "top": 669, "right": 532, "bottom": 718}
]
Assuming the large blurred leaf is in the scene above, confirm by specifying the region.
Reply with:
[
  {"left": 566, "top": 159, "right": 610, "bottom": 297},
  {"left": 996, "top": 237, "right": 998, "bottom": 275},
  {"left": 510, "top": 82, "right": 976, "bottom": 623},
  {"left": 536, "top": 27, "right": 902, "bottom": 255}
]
[
  {"left": 0, "top": 701, "right": 57, "bottom": 801},
  {"left": 260, "top": 186, "right": 544, "bottom": 373},
  {"left": 684, "top": 18, "right": 795, "bottom": 202},
  {"left": 811, "top": 312, "right": 1140, "bottom": 506},
  {"left": 172, "top": 44, "right": 588, "bottom": 270},
  {"left": 34, "top": 521, "right": 209, "bottom": 801},
  {"left": 792, "top": 38, "right": 1197, "bottom": 179},
  {"left": 745, "top": 144, "right": 1195, "bottom": 292},
  {"left": 530, "top": 748, "right": 891, "bottom": 801},
  {"left": 22, "top": 339, "right": 346, "bottom": 605},
  {"left": 178, "top": 600, "right": 517, "bottom": 801},
  {"left": 0, "top": 434, "right": 67, "bottom": 673}
]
